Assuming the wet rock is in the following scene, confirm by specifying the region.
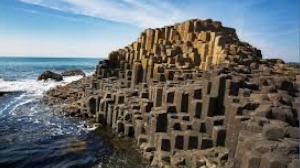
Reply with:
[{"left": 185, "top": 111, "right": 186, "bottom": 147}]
[
  {"left": 38, "top": 71, "right": 63, "bottom": 81},
  {"left": 61, "top": 69, "right": 86, "bottom": 77},
  {"left": 0, "top": 91, "right": 13, "bottom": 97}
]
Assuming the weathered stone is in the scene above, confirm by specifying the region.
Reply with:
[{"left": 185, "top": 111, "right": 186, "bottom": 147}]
[
  {"left": 241, "top": 151, "right": 262, "bottom": 168},
  {"left": 260, "top": 152, "right": 290, "bottom": 168},
  {"left": 285, "top": 126, "right": 299, "bottom": 139},
  {"left": 38, "top": 70, "right": 63, "bottom": 81},
  {"left": 288, "top": 159, "right": 299, "bottom": 168},
  {"left": 61, "top": 69, "right": 86, "bottom": 77},
  {"left": 43, "top": 19, "right": 299, "bottom": 168},
  {"left": 262, "top": 124, "right": 285, "bottom": 140}
]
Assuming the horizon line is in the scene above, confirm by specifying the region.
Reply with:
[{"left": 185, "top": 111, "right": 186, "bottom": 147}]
[{"left": 0, "top": 55, "right": 106, "bottom": 59}]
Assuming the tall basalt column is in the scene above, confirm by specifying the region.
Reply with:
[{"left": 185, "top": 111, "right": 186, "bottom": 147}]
[
  {"left": 152, "top": 86, "right": 163, "bottom": 107},
  {"left": 87, "top": 96, "right": 97, "bottom": 115},
  {"left": 151, "top": 108, "right": 168, "bottom": 133},
  {"left": 194, "top": 20, "right": 203, "bottom": 32},
  {"left": 201, "top": 96, "right": 217, "bottom": 118},
  {"left": 146, "top": 60, "right": 155, "bottom": 81},
  {"left": 182, "top": 20, "right": 194, "bottom": 41},
  {"left": 107, "top": 104, "right": 114, "bottom": 126},
  {"left": 209, "top": 75, "right": 227, "bottom": 115},
  {"left": 145, "top": 29, "right": 155, "bottom": 52},
  {"left": 141, "top": 59, "right": 149, "bottom": 83},
  {"left": 165, "top": 89, "right": 175, "bottom": 104},
  {"left": 131, "top": 62, "right": 144, "bottom": 89},
  {"left": 156, "top": 134, "right": 172, "bottom": 152},
  {"left": 111, "top": 106, "right": 119, "bottom": 129},
  {"left": 153, "top": 63, "right": 164, "bottom": 80},
  {"left": 212, "top": 36, "right": 227, "bottom": 65},
  {"left": 173, "top": 89, "right": 191, "bottom": 113},
  {"left": 181, "top": 92, "right": 189, "bottom": 113},
  {"left": 153, "top": 29, "right": 162, "bottom": 45},
  {"left": 189, "top": 100, "right": 203, "bottom": 118}
]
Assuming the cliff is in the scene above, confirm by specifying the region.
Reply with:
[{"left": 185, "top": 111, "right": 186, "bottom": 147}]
[{"left": 44, "top": 19, "right": 299, "bottom": 168}]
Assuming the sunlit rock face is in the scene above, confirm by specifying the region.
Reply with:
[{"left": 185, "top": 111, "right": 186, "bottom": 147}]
[{"left": 45, "top": 19, "right": 299, "bottom": 168}]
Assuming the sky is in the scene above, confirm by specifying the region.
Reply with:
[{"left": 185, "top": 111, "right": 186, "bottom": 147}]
[{"left": 0, "top": 0, "right": 299, "bottom": 62}]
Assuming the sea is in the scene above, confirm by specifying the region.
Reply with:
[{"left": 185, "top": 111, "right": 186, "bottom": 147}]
[{"left": 0, "top": 57, "right": 146, "bottom": 168}]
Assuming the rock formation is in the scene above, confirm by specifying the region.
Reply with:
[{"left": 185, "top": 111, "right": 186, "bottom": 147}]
[
  {"left": 0, "top": 91, "right": 13, "bottom": 97},
  {"left": 44, "top": 19, "right": 299, "bottom": 168},
  {"left": 38, "top": 70, "right": 63, "bottom": 81},
  {"left": 61, "top": 69, "right": 86, "bottom": 77}
]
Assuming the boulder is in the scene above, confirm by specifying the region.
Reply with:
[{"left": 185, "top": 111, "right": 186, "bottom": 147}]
[
  {"left": 262, "top": 124, "right": 284, "bottom": 140},
  {"left": 273, "top": 77, "right": 295, "bottom": 92},
  {"left": 250, "top": 93, "right": 270, "bottom": 103},
  {"left": 260, "top": 152, "right": 290, "bottom": 168},
  {"left": 37, "top": 71, "right": 63, "bottom": 81},
  {"left": 252, "top": 104, "right": 272, "bottom": 118},
  {"left": 0, "top": 91, "right": 13, "bottom": 97},
  {"left": 61, "top": 69, "right": 86, "bottom": 77},
  {"left": 271, "top": 107, "right": 295, "bottom": 124},
  {"left": 284, "top": 127, "right": 299, "bottom": 139}
]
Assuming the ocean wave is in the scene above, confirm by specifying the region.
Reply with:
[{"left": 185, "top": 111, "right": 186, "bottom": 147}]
[
  {"left": 0, "top": 75, "right": 85, "bottom": 96},
  {"left": 0, "top": 94, "right": 26, "bottom": 115},
  {"left": 0, "top": 74, "right": 88, "bottom": 118}
]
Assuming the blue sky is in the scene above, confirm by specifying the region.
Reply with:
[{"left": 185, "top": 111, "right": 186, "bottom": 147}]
[{"left": 0, "top": 0, "right": 299, "bottom": 62}]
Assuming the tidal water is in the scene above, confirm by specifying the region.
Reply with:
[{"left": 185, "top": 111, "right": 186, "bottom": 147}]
[{"left": 0, "top": 57, "right": 147, "bottom": 168}]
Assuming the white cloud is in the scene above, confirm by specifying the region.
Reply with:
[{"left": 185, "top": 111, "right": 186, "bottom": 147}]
[
  {"left": 18, "top": 0, "right": 184, "bottom": 28},
  {"left": 10, "top": 0, "right": 300, "bottom": 62}
]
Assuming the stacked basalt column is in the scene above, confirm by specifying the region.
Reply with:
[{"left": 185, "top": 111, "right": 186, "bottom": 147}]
[{"left": 78, "top": 19, "right": 298, "bottom": 167}]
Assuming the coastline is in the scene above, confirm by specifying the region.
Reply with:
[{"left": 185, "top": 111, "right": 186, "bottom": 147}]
[
  {"left": 40, "top": 74, "right": 150, "bottom": 167},
  {"left": 0, "top": 71, "right": 149, "bottom": 167},
  {"left": 93, "top": 126, "right": 150, "bottom": 168},
  {"left": 42, "top": 19, "right": 299, "bottom": 168}
]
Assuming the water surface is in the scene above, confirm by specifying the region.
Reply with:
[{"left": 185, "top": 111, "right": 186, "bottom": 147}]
[{"left": 0, "top": 57, "right": 147, "bottom": 168}]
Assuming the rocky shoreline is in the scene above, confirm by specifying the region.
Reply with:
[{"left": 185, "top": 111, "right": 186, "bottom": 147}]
[
  {"left": 43, "top": 19, "right": 299, "bottom": 168},
  {"left": 0, "top": 91, "right": 11, "bottom": 97},
  {"left": 93, "top": 126, "right": 150, "bottom": 168}
]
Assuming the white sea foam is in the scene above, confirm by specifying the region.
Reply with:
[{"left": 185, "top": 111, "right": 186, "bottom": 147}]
[
  {"left": 0, "top": 94, "right": 26, "bottom": 114},
  {"left": 0, "top": 71, "right": 94, "bottom": 136},
  {"left": 0, "top": 73, "right": 91, "bottom": 117},
  {"left": 9, "top": 98, "right": 34, "bottom": 115},
  {"left": 0, "top": 75, "right": 85, "bottom": 96}
]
